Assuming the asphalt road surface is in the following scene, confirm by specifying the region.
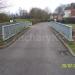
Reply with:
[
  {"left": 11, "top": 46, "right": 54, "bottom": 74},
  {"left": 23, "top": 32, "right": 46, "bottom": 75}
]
[{"left": 0, "top": 22, "right": 75, "bottom": 75}]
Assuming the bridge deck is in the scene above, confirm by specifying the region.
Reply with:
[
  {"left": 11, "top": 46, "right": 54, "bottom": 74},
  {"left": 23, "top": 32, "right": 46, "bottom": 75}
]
[{"left": 0, "top": 22, "right": 75, "bottom": 75}]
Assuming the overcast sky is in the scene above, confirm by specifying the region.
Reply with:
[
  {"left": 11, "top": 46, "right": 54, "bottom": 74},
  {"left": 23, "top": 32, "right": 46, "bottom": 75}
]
[{"left": 5, "top": 0, "right": 75, "bottom": 14}]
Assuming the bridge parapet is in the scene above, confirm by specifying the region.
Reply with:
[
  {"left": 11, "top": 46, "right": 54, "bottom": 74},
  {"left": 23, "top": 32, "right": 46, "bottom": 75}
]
[
  {"left": 0, "top": 22, "right": 32, "bottom": 41},
  {"left": 49, "top": 21, "right": 73, "bottom": 41}
]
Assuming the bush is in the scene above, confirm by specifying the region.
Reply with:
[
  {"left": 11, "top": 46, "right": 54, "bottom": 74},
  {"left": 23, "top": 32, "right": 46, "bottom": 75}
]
[
  {"left": 0, "top": 13, "right": 10, "bottom": 23},
  {"left": 62, "top": 17, "right": 75, "bottom": 24},
  {"left": 32, "top": 19, "right": 41, "bottom": 24}
]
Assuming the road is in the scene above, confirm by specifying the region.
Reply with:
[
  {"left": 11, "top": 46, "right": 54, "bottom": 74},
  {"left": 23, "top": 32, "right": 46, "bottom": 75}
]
[{"left": 0, "top": 22, "right": 75, "bottom": 75}]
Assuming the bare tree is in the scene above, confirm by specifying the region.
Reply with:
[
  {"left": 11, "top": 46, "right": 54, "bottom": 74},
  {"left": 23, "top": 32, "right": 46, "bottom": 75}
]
[
  {"left": 29, "top": 7, "right": 50, "bottom": 24},
  {"left": 44, "top": 7, "right": 51, "bottom": 14},
  {"left": 55, "top": 5, "right": 66, "bottom": 16},
  {"left": 18, "top": 8, "right": 29, "bottom": 18}
]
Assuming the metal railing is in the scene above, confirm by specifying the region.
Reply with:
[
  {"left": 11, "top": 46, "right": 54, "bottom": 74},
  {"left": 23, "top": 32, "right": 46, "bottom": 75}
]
[
  {"left": 49, "top": 21, "right": 73, "bottom": 41},
  {"left": 0, "top": 22, "right": 32, "bottom": 41}
]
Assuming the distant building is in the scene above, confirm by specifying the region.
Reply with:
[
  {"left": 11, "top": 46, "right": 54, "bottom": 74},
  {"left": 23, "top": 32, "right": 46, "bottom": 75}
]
[
  {"left": 50, "top": 13, "right": 63, "bottom": 21},
  {"left": 64, "top": 3, "right": 75, "bottom": 18}
]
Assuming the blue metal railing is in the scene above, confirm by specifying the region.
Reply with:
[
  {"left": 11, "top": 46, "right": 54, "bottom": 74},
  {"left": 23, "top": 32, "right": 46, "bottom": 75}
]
[
  {"left": 1, "top": 22, "right": 32, "bottom": 40},
  {"left": 49, "top": 21, "right": 73, "bottom": 41}
]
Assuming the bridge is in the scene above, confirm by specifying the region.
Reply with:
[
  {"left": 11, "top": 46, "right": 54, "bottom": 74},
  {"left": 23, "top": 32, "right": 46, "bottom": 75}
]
[{"left": 0, "top": 22, "right": 75, "bottom": 75}]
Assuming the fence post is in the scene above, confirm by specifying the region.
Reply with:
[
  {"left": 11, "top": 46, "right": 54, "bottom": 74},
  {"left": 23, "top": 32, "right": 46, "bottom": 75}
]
[{"left": 69, "top": 26, "right": 73, "bottom": 41}]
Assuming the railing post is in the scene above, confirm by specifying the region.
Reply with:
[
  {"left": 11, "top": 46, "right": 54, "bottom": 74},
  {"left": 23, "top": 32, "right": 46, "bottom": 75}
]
[{"left": 69, "top": 26, "right": 73, "bottom": 41}]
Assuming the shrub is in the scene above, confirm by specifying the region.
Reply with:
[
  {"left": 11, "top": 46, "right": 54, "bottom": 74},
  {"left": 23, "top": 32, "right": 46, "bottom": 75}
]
[
  {"left": 62, "top": 17, "right": 75, "bottom": 24},
  {"left": 0, "top": 13, "right": 10, "bottom": 23}
]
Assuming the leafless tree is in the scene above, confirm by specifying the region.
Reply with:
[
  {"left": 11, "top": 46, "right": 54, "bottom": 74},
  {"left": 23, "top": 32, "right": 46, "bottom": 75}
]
[
  {"left": 30, "top": 8, "right": 49, "bottom": 19},
  {"left": 55, "top": 5, "right": 66, "bottom": 16},
  {"left": 29, "top": 7, "right": 50, "bottom": 24},
  {"left": 18, "top": 8, "right": 29, "bottom": 18}
]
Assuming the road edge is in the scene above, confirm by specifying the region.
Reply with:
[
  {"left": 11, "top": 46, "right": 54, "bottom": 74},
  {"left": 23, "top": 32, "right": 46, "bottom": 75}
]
[
  {"left": 0, "top": 27, "right": 30, "bottom": 49},
  {"left": 50, "top": 27, "right": 75, "bottom": 56}
]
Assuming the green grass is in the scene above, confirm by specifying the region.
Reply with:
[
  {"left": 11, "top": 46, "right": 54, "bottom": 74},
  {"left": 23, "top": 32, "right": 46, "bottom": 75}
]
[
  {"left": 15, "top": 19, "right": 32, "bottom": 22},
  {"left": 68, "top": 24, "right": 75, "bottom": 29},
  {"left": 61, "top": 23, "right": 75, "bottom": 53},
  {"left": 68, "top": 41, "right": 75, "bottom": 53},
  {"left": 0, "top": 38, "right": 4, "bottom": 45}
]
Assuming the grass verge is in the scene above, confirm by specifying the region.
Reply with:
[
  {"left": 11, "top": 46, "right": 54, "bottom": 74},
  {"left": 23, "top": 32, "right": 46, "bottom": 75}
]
[
  {"left": 67, "top": 41, "right": 75, "bottom": 54},
  {"left": 68, "top": 24, "right": 75, "bottom": 29},
  {"left": 15, "top": 19, "right": 32, "bottom": 22}
]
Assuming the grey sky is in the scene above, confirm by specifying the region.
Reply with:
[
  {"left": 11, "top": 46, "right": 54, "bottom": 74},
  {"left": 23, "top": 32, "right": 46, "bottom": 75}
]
[{"left": 5, "top": 0, "right": 75, "bottom": 13}]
